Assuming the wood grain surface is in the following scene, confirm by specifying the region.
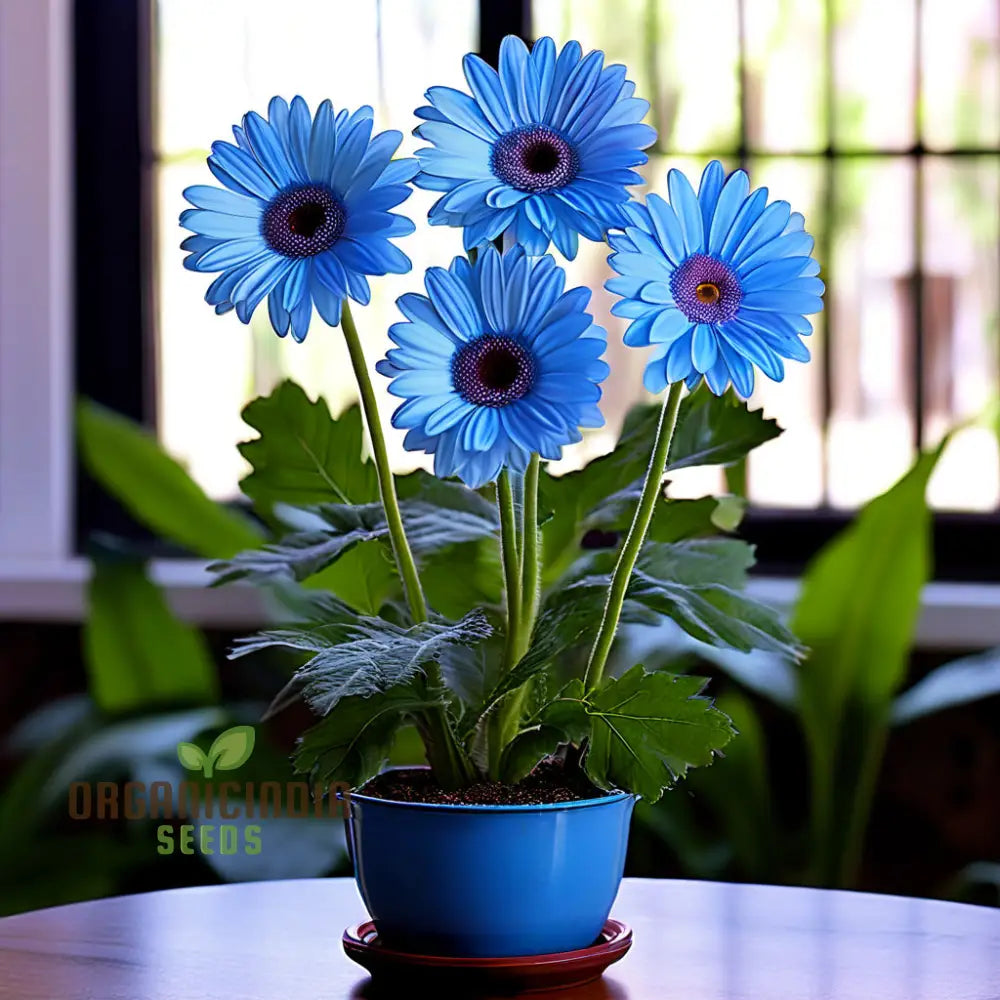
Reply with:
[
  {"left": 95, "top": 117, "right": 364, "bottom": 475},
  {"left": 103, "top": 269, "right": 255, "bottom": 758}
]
[{"left": 0, "top": 877, "right": 998, "bottom": 999}]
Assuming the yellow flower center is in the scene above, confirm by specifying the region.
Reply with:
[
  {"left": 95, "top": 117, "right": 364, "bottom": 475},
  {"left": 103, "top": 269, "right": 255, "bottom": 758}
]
[{"left": 695, "top": 282, "right": 721, "bottom": 305}]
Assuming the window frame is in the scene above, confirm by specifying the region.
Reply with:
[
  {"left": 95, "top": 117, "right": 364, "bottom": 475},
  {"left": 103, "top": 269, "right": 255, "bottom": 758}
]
[{"left": 0, "top": 0, "right": 74, "bottom": 566}]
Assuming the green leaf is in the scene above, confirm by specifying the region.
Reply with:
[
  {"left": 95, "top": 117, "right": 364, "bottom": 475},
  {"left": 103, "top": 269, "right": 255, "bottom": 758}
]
[
  {"left": 540, "top": 389, "right": 770, "bottom": 576},
  {"left": 84, "top": 560, "right": 220, "bottom": 713},
  {"left": 420, "top": 538, "right": 504, "bottom": 618},
  {"left": 209, "top": 504, "right": 389, "bottom": 585},
  {"left": 77, "top": 399, "right": 264, "bottom": 559},
  {"left": 214, "top": 476, "right": 497, "bottom": 596},
  {"left": 625, "top": 541, "right": 804, "bottom": 659},
  {"left": 235, "top": 610, "right": 493, "bottom": 717},
  {"left": 687, "top": 690, "right": 777, "bottom": 879},
  {"left": 586, "top": 491, "right": 746, "bottom": 543},
  {"left": 892, "top": 647, "right": 1000, "bottom": 726},
  {"left": 638, "top": 538, "right": 756, "bottom": 587},
  {"left": 304, "top": 541, "right": 399, "bottom": 616},
  {"left": 584, "top": 665, "right": 737, "bottom": 802},
  {"left": 792, "top": 439, "right": 948, "bottom": 884},
  {"left": 794, "top": 440, "right": 947, "bottom": 730},
  {"left": 498, "top": 726, "right": 567, "bottom": 784},
  {"left": 398, "top": 472, "right": 503, "bottom": 617},
  {"left": 208, "top": 724, "right": 257, "bottom": 770},
  {"left": 293, "top": 686, "right": 440, "bottom": 789},
  {"left": 238, "top": 381, "right": 379, "bottom": 508},
  {"left": 176, "top": 742, "right": 207, "bottom": 772},
  {"left": 461, "top": 580, "right": 606, "bottom": 738},
  {"left": 497, "top": 678, "right": 596, "bottom": 781},
  {"left": 540, "top": 403, "right": 667, "bottom": 574},
  {"left": 667, "top": 385, "right": 782, "bottom": 471}
]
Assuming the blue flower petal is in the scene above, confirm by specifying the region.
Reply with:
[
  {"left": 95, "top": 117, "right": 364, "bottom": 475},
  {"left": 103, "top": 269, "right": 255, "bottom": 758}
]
[
  {"left": 667, "top": 168, "right": 705, "bottom": 254},
  {"left": 416, "top": 36, "right": 656, "bottom": 255},
  {"left": 379, "top": 247, "right": 607, "bottom": 487},
  {"left": 607, "top": 161, "right": 824, "bottom": 395},
  {"left": 181, "top": 98, "right": 415, "bottom": 341}
]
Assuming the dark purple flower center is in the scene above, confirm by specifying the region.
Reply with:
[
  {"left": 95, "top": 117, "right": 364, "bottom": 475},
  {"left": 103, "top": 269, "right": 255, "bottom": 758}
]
[
  {"left": 490, "top": 125, "right": 579, "bottom": 193},
  {"left": 451, "top": 335, "right": 536, "bottom": 407},
  {"left": 670, "top": 254, "right": 743, "bottom": 324},
  {"left": 262, "top": 184, "right": 346, "bottom": 258}
]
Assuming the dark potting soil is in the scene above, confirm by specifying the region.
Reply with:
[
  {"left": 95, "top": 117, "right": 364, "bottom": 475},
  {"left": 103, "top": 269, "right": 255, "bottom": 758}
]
[{"left": 358, "top": 758, "right": 606, "bottom": 805}]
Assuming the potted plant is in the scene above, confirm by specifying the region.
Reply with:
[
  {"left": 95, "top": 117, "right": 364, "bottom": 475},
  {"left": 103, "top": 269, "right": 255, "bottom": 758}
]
[{"left": 179, "top": 35, "right": 823, "bottom": 960}]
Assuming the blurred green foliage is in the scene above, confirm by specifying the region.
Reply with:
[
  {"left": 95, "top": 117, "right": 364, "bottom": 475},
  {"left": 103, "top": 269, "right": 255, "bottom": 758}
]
[{"left": 629, "top": 434, "right": 1000, "bottom": 892}]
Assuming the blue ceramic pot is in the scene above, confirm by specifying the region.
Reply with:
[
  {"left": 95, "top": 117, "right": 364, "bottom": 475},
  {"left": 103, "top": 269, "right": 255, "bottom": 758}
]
[{"left": 345, "top": 773, "right": 634, "bottom": 958}]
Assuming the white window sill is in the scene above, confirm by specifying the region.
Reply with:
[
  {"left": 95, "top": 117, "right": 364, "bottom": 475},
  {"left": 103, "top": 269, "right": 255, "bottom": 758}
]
[{"left": 1, "top": 559, "right": 1000, "bottom": 650}]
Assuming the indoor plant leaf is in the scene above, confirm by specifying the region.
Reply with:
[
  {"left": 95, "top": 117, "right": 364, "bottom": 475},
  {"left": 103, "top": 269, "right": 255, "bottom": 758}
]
[
  {"left": 208, "top": 503, "right": 389, "bottom": 585},
  {"left": 293, "top": 687, "right": 443, "bottom": 789},
  {"left": 77, "top": 399, "right": 264, "bottom": 559},
  {"left": 236, "top": 610, "right": 494, "bottom": 717},
  {"left": 211, "top": 489, "right": 497, "bottom": 588},
  {"left": 685, "top": 690, "right": 777, "bottom": 880},
  {"left": 238, "top": 381, "right": 379, "bottom": 508},
  {"left": 891, "top": 646, "right": 1000, "bottom": 726},
  {"left": 497, "top": 726, "right": 568, "bottom": 784},
  {"left": 419, "top": 538, "right": 505, "bottom": 618},
  {"left": 585, "top": 489, "right": 746, "bottom": 542},
  {"left": 540, "top": 390, "right": 775, "bottom": 577},
  {"left": 625, "top": 540, "right": 803, "bottom": 659},
  {"left": 303, "top": 541, "right": 399, "bottom": 617},
  {"left": 497, "top": 679, "right": 595, "bottom": 782},
  {"left": 666, "top": 384, "right": 782, "bottom": 471},
  {"left": 84, "top": 559, "right": 220, "bottom": 713},
  {"left": 794, "top": 440, "right": 947, "bottom": 750},
  {"left": 792, "top": 438, "right": 948, "bottom": 884},
  {"left": 584, "top": 665, "right": 737, "bottom": 802},
  {"left": 462, "top": 579, "right": 610, "bottom": 738}
]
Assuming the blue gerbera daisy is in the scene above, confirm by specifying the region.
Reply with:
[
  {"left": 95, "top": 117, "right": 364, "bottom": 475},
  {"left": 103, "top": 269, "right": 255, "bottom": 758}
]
[
  {"left": 413, "top": 35, "right": 656, "bottom": 260},
  {"left": 376, "top": 245, "right": 609, "bottom": 488},
  {"left": 180, "top": 96, "right": 418, "bottom": 342},
  {"left": 606, "top": 160, "right": 824, "bottom": 398}
]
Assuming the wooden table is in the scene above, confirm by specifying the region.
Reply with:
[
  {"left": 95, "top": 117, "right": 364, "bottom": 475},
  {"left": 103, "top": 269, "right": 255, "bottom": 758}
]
[{"left": 0, "top": 877, "right": 998, "bottom": 999}]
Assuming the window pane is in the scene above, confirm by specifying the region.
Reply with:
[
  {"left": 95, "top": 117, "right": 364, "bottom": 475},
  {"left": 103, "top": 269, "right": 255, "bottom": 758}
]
[
  {"left": 832, "top": 0, "right": 916, "bottom": 150},
  {"left": 157, "top": 0, "right": 477, "bottom": 154},
  {"left": 922, "top": 0, "right": 1000, "bottom": 150},
  {"left": 743, "top": 0, "right": 828, "bottom": 152},
  {"left": 923, "top": 156, "right": 1000, "bottom": 510},
  {"left": 827, "top": 158, "right": 916, "bottom": 507},
  {"left": 745, "top": 158, "right": 827, "bottom": 507},
  {"left": 154, "top": 0, "right": 476, "bottom": 498},
  {"left": 533, "top": 0, "right": 741, "bottom": 153}
]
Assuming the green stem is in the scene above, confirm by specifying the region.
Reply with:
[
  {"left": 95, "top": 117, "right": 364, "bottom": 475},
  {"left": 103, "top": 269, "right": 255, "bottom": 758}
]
[
  {"left": 490, "top": 456, "right": 543, "bottom": 781},
  {"left": 488, "top": 470, "right": 523, "bottom": 777},
  {"left": 340, "top": 301, "right": 427, "bottom": 626},
  {"left": 519, "top": 454, "right": 542, "bottom": 657},
  {"left": 497, "top": 469, "right": 523, "bottom": 670},
  {"left": 341, "top": 302, "right": 473, "bottom": 788},
  {"left": 583, "top": 382, "right": 685, "bottom": 691},
  {"left": 415, "top": 707, "right": 479, "bottom": 789}
]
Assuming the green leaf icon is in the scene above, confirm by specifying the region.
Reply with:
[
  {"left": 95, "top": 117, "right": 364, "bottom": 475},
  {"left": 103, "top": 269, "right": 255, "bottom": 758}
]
[
  {"left": 177, "top": 741, "right": 208, "bottom": 772},
  {"left": 207, "top": 725, "right": 256, "bottom": 773}
]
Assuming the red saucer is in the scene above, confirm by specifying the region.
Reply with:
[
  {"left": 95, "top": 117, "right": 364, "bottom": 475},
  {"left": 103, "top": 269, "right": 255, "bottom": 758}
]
[{"left": 342, "top": 919, "right": 632, "bottom": 994}]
